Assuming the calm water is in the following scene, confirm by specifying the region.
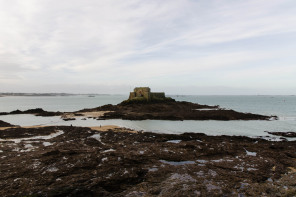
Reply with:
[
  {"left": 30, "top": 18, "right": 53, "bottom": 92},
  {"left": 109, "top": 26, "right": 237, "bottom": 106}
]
[
  {"left": 0, "top": 95, "right": 295, "bottom": 139},
  {"left": 0, "top": 95, "right": 125, "bottom": 112}
]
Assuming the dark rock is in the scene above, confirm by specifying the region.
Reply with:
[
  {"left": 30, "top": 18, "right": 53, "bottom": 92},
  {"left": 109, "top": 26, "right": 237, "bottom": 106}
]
[
  {"left": 1, "top": 100, "right": 275, "bottom": 121},
  {"left": 63, "top": 118, "right": 76, "bottom": 121},
  {"left": 10, "top": 109, "right": 22, "bottom": 114},
  {"left": 0, "top": 126, "right": 295, "bottom": 196},
  {"left": 0, "top": 108, "right": 63, "bottom": 117},
  {"left": 81, "top": 101, "right": 274, "bottom": 121},
  {"left": 0, "top": 120, "right": 15, "bottom": 127},
  {"left": 267, "top": 131, "right": 296, "bottom": 137},
  {"left": 74, "top": 113, "right": 84, "bottom": 116}
]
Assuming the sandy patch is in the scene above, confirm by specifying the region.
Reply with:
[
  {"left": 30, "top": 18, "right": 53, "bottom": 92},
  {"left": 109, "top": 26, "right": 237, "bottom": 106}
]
[
  {"left": 61, "top": 111, "right": 111, "bottom": 119},
  {"left": 89, "top": 125, "right": 138, "bottom": 133},
  {"left": 0, "top": 127, "right": 14, "bottom": 130},
  {"left": 89, "top": 125, "right": 120, "bottom": 131},
  {"left": 0, "top": 125, "right": 49, "bottom": 130},
  {"left": 0, "top": 125, "right": 137, "bottom": 133}
]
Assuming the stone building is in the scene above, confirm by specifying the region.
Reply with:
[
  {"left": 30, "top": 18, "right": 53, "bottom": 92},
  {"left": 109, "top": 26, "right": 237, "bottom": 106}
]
[{"left": 129, "top": 87, "right": 165, "bottom": 101}]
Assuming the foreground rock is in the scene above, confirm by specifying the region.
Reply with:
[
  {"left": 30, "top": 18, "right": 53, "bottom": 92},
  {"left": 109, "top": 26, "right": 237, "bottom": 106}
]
[
  {"left": 266, "top": 131, "right": 296, "bottom": 137},
  {"left": 79, "top": 100, "right": 275, "bottom": 120},
  {"left": 0, "top": 126, "right": 296, "bottom": 196},
  {"left": 0, "top": 120, "right": 15, "bottom": 127}
]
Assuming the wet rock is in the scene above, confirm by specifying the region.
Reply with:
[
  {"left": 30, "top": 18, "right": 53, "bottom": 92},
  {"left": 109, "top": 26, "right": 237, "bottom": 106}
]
[
  {"left": 0, "top": 120, "right": 15, "bottom": 127},
  {"left": 0, "top": 100, "right": 274, "bottom": 120},
  {"left": 0, "top": 108, "right": 63, "bottom": 116},
  {"left": 63, "top": 118, "right": 76, "bottom": 121},
  {"left": 0, "top": 126, "right": 296, "bottom": 196},
  {"left": 266, "top": 131, "right": 296, "bottom": 137},
  {"left": 79, "top": 101, "right": 273, "bottom": 121}
]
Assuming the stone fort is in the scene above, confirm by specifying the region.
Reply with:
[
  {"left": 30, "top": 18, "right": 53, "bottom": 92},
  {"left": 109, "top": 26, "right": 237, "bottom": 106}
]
[{"left": 129, "top": 87, "right": 165, "bottom": 101}]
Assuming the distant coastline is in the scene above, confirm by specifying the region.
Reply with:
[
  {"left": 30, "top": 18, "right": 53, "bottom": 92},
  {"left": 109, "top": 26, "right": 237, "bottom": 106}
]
[{"left": 0, "top": 93, "right": 109, "bottom": 97}]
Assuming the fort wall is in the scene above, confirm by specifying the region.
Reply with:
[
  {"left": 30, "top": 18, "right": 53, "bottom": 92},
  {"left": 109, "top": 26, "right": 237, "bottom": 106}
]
[{"left": 128, "top": 87, "right": 165, "bottom": 101}]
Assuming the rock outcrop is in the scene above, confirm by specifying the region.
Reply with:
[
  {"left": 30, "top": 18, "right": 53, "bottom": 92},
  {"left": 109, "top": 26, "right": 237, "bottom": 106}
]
[
  {"left": 79, "top": 100, "right": 274, "bottom": 121},
  {"left": 0, "top": 108, "right": 63, "bottom": 116},
  {"left": 0, "top": 120, "right": 15, "bottom": 127},
  {"left": 0, "top": 100, "right": 276, "bottom": 121}
]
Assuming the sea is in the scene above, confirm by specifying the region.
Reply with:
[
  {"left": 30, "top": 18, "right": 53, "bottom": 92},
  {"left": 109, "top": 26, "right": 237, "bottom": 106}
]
[{"left": 0, "top": 95, "right": 295, "bottom": 140}]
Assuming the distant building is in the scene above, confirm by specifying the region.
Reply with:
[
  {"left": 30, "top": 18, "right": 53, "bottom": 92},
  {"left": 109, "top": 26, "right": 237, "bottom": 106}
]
[{"left": 129, "top": 87, "right": 165, "bottom": 101}]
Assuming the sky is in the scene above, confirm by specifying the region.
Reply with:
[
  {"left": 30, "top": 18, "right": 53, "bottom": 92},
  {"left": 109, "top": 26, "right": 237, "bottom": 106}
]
[{"left": 0, "top": 0, "right": 296, "bottom": 95}]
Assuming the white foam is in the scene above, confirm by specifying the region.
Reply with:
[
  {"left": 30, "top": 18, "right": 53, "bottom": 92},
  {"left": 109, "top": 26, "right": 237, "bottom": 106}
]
[
  {"left": 43, "top": 142, "right": 53, "bottom": 147},
  {"left": 194, "top": 108, "right": 219, "bottom": 111},
  {"left": 47, "top": 167, "right": 58, "bottom": 172},
  {"left": 102, "top": 149, "right": 115, "bottom": 153},
  {"left": 89, "top": 133, "right": 105, "bottom": 144},
  {"left": 24, "top": 144, "right": 33, "bottom": 148},
  {"left": 196, "top": 159, "right": 208, "bottom": 163},
  {"left": 148, "top": 168, "right": 158, "bottom": 172},
  {"left": 0, "top": 130, "right": 64, "bottom": 143},
  {"left": 166, "top": 140, "right": 181, "bottom": 143},
  {"left": 160, "top": 160, "right": 195, "bottom": 166},
  {"left": 244, "top": 148, "right": 257, "bottom": 156},
  {"left": 247, "top": 167, "right": 257, "bottom": 171}
]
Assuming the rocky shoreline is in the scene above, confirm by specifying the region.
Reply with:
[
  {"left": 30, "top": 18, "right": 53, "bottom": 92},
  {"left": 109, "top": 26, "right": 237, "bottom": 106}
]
[
  {"left": 1, "top": 125, "right": 296, "bottom": 196},
  {"left": 0, "top": 120, "right": 15, "bottom": 127},
  {"left": 77, "top": 100, "right": 275, "bottom": 121},
  {"left": 0, "top": 100, "right": 276, "bottom": 121},
  {"left": 0, "top": 108, "right": 62, "bottom": 117}
]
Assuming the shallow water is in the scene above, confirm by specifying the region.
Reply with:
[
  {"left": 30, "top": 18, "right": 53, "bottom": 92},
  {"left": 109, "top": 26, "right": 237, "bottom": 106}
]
[{"left": 0, "top": 95, "right": 295, "bottom": 138}]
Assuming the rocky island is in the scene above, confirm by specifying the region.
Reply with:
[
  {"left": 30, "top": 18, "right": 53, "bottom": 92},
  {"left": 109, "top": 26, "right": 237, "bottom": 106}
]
[
  {"left": 0, "top": 87, "right": 276, "bottom": 121},
  {"left": 76, "top": 87, "right": 275, "bottom": 121}
]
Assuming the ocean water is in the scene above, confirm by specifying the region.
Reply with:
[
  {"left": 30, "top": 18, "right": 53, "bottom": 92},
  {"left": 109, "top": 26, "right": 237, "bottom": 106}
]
[
  {"left": 0, "top": 95, "right": 295, "bottom": 139},
  {"left": 0, "top": 95, "right": 126, "bottom": 112}
]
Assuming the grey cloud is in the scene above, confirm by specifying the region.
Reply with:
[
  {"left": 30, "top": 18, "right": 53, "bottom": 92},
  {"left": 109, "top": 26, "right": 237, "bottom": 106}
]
[{"left": 0, "top": 0, "right": 295, "bottom": 94}]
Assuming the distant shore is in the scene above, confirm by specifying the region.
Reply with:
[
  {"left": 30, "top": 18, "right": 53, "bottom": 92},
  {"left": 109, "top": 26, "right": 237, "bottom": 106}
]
[{"left": 0, "top": 93, "right": 109, "bottom": 97}]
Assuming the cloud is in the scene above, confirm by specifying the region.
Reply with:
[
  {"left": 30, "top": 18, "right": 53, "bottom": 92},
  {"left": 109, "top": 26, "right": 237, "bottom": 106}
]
[{"left": 0, "top": 0, "right": 295, "bottom": 94}]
